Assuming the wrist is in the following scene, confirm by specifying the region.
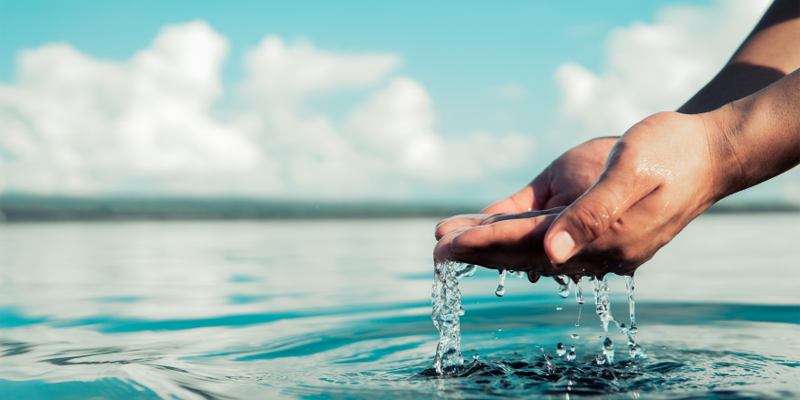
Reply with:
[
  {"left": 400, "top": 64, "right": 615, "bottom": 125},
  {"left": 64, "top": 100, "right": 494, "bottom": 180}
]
[{"left": 698, "top": 104, "right": 748, "bottom": 201}]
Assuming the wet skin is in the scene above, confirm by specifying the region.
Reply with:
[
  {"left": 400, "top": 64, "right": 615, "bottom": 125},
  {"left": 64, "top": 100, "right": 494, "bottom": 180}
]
[{"left": 434, "top": 1, "right": 800, "bottom": 280}]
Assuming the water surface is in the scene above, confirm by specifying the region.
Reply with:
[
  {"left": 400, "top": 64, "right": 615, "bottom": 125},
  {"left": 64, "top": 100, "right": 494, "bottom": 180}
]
[{"left": 0, "top": 215, "right": 798, "bottom": 399}]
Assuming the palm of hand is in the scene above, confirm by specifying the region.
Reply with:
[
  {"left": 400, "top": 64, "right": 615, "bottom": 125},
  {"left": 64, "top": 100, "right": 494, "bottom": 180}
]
[{"left": 434, "top": 137, "right": 616, "bottom": 241}]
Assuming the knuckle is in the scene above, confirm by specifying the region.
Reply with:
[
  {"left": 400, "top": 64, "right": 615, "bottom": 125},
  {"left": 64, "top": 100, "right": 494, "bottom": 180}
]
[{"left": 569, "top": 200, "right": 614, "bottom": 242}]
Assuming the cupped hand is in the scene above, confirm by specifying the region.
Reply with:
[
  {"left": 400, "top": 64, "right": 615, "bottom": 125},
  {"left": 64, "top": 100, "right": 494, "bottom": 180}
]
[
  {"left": 434, "top": 137, "right": 617, "bottom": 240},
  {"left": 446, "top": 111, "right": 733, "bottom": 277},
  {"left": 433, "top": 210, "right": 602, "bottom": 282}
]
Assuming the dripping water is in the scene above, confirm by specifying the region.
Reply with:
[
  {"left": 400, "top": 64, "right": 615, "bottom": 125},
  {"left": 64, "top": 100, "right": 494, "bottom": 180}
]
[
  {"left": 603, "top": 336, "right": 615, "bottom": 365},
  {"left": 575, "top": 277, "right": 584, "bottom": 305},
  {"left": 588, "top": 275, "right": 647, "bottom": 363},
  {"left": 495, "top": 270, "right": 506, "bottom": 297},
  {"left": 557, "top": 275, "right": 570, "bottom": 298},
  {"left": 431, "top": 262, "right": 475, "bottom": 374},
  {"left": 624, "top": 275, "right": 638, "bottom": 335}
]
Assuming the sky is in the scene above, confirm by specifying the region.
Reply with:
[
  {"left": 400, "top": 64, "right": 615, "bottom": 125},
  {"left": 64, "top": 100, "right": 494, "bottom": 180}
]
[{"left": 1, "top": 0, "right": 796, "bottom": 205}]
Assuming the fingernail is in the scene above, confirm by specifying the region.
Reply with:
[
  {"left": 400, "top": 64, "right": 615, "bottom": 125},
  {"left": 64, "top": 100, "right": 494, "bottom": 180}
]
[
  {"left": 550, "top": 231, "right": 575, "bottom": 262},
  {"left": 549, "top": 260, "right": 561, "bottom": 270}
]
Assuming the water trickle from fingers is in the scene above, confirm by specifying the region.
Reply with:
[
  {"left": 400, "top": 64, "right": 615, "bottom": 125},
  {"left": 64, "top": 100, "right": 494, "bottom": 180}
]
[
  {"left": 432, "top": 262, "right": 647, "bottom": 374},
  {"left": 557, "top": 275, "right": 570, "bottom": 298},
  {"left": 624, "top": 276, "right": 638, "bottom": 335},
  {"left": 431, "top": 261, "right": 476, "bottom": 374},
  {"left": 495, "top": 270, "right": 506, "bottom": 297}
]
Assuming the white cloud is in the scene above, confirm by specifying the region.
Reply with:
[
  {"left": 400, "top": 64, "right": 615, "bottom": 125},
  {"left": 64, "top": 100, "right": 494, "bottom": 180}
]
[
  {"left": 243, "top": 35, "right": 400, "bottom": 99},
  {"left": 554, "top": 0, "right": 771, "bottom": 141},
  {"left": 0, "top": 20, "right": 532, "bottom": 200},
  {"left": 550, "top": 0, "right": 799, "bottom": 204},
  {"left": 0, "top": 21, "right": 266, "bottom": 196}
]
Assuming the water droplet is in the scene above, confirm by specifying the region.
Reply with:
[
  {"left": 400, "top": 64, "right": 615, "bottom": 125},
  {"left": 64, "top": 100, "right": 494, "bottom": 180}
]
[
  {"left": 497, "top": 328, "right": 502, "bottom": 332},
  {"left": 575, "top": 277, "right": 584, "bottom": 304},
  {"left": 567, "top": 346, "right": 576, "bottom": 361},
  {"left": 628, "top": 343, "right": 647, "bottom": 359},
  {"left": 458, "top": 306, "right": 465, "bottom": 316},
  {"left": 596, "top": 354, "right": 606, "bottom": 366},
  {"left": 556, "top": 342, "right": 566, "bottom": 356},
  {"left": 603, "top": 336, "right": 615, "bottom": 365},
  {"left": 556, "top": 307, "right": 563, "bottom": 311},
  {"left": 557, "top": 275, "right": 570, "bottom": 298},
  {"left": 571, "top": 334, "right": 580, "bottom": 339},
  {"left": 495, "top": 270, "right": 507, "bottom": 297},
  {"left": 575, "top": 307, "right": 582, "bottom": 327}
]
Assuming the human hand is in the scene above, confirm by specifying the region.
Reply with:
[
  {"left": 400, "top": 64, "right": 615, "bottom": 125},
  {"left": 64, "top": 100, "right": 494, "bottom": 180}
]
[
  {"left": 438, "top": 111, "right": 737, "bottom": 277},
  {"left": 434, "top": 137, "right": 617, "bottom": 241}
]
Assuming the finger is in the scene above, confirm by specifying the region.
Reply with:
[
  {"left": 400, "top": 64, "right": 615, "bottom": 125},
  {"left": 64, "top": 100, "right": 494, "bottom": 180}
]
[
  {"left": 433, "top": 226, "right": 472, "bottom": 262},
  {"left": 482, "top": 173, "right": 554, "bottom": 214},
  {"left": 438, "top": 246, "right": 604, "bottom": 276},
  {"left": 435, "top": 214, "right": 492, "bottom": 240},
  {"left": 544, "top": 169, "right": 651, "bottom": 264},
  {"left": 479, "top": 207, "right": 566, "bottom": 225},
  {"left": 451, "top": 214, "right": 558, "bottom": 253},
  {"left": 481, "top": 183, "right": 539, "bottom": 214}
]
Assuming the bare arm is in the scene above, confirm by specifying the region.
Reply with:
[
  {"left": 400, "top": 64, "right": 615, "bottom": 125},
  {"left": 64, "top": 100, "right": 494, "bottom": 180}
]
[{"left": 678, "top": 0, "right": 800, "bottom": 114}]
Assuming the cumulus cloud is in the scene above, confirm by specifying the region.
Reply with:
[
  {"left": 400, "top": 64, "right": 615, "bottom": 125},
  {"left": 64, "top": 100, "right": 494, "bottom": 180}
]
[
  {"left": 554, "top": 0, "right": 771, "bottom": 141},
  {"left": 0, "top": 21, "right": 265, "bottom": 196},
  {"left": 0, "top": 20, "right": 532, "bottom": 200},
  {"left": 550, "top": 0, "right": 799, "bottom": 203}
]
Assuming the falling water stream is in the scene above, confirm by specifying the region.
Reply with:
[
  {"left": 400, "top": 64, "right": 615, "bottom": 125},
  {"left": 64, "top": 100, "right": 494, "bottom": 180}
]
[{"left": 432, "top": 264, "right": 647, "bottom": 375}]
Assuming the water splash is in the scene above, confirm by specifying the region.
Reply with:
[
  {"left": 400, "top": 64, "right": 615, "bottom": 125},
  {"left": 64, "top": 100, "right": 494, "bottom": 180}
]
[
  {"left": 603, "top": 336, "right": 615, "bottom": 365},
  {"left": 541, "top": 348, "right": 554, "bottom": 374},
  {"left": 567, "top": 346, "right": 577, "bottom": 361},
  {"left": 454, "top": 264, "right": 477, "bottom": 280},
  {"left": 596, "top": 354, "right": 606, "bottom": 366},
  {"left": 431, "top": 261, "right": 468, "bottom": 374},
  {"left": 624, "top": 275, "right": 638, "bottom": 335},
  {"left": 495, "top": 270, "right": 507, "bottom": 297}
]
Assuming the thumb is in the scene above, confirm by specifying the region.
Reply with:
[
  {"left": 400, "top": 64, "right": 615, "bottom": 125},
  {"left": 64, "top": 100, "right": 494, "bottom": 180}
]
[{"left": 543, "top": 172, "right": 646, "bottom": 264}]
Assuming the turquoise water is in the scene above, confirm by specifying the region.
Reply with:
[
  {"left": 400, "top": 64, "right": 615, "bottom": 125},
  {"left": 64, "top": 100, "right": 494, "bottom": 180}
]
[{"left": 0, "top": 215, "right": 798, "bottom": 399}]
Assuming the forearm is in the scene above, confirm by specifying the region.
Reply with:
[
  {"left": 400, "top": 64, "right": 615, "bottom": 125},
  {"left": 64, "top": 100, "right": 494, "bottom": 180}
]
[
  {"left": 678, "top": 0, "right": 800, "bottom": 114},
  {"left": 706, "top": 68, "right": 800, "bottom": 198}
]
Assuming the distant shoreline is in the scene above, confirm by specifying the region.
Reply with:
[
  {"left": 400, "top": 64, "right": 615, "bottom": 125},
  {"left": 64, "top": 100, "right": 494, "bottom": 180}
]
[{"left": 0, "top": 196, "right": 797, "bottom": 222}]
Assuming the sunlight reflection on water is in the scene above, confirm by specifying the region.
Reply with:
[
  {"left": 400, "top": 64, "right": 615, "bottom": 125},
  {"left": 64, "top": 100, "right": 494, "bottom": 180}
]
[{"left": 0, "top": 215, "right": 798, "bottom": 399}]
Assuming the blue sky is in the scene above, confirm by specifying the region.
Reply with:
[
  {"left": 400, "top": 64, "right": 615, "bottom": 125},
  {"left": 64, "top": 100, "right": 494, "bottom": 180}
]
[{"left": 1, "top": 0, "right": 795, "bottom": 205}]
